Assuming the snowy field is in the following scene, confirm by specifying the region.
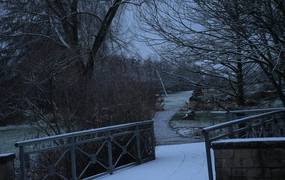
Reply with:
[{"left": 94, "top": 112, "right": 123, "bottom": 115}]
[{"left": 97, "top": 142, "right": 208, "bottom": 180}]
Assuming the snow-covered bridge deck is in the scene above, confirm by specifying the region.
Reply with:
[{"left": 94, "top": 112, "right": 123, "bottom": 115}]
[
  {"left": 97, "top": 91, "right": 209, "bottom": 180},
  {"left": 97, "top": 142, "right": 208, "bottom": 180}
]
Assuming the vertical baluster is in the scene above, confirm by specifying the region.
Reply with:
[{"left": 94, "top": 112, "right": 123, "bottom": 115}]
[
  {"left": 238, "top": 121, "right": 246, "bottom": 138},
  {"left": 280, "top": 127, "right": 284, "bottom": 136},
  {"left": 246, "top": 124, "right": 252, "bottom": 138},
  {"left": 203, "top": 131, "right": 213, "bottom": 180},
  {"left": 19, "top": 145, "right": 25, "bottom": 180},
  {"left": 270, "top": 116, "right": 279, "bottom": 137},
  {"left": 150, "top": 121, "right": 156, "bottom": 160},
  {"left": 136, "top": 125, "right": 142, "bottom": 164},
  {"left": 228, "top": 126, "right": 234, "bottom": 138},
  {"left": 260, "top": 119, "right": 265, "bottom": 137},
  {"left": 273, "top": 115, "right": 279, "bottom": 136},
  {"left": 70, "top": 137, "right": 77, "bottom": 180},
  {"left": 278, "top": 113, "right": 285, "bottom": 137},
  {"left": 280, "top": 113, "right": 284, "bottom": 136},
  {"left": 107, "top": 133, "right": 113, "bottom": 174}
]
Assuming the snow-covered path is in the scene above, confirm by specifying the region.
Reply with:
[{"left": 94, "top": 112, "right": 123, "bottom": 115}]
[
  {"left": 153, "top": 91, "right": 199, "bottom": 145},
  {"left": 96, "top": 91, "right": 209, "bottom": 180},
  {"left": 97, "top": 142, "right": 208, "bottom": 180}
]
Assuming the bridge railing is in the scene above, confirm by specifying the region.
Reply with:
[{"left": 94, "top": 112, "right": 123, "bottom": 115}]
[
  {"left": 202, "top": 109, "right": 285, "bottom": 180},
  {"left": 15, "top": 120, "right": 155, "bottom": 180}
]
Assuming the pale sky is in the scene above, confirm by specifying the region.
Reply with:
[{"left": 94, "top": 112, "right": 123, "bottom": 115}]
[{"left": 121, "top": 5, "right": 158, "bottom": 60}]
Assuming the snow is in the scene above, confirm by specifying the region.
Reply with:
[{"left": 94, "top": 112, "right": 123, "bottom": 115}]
[
  {"left": 213, "top": 137, "right": 285, "bottom": 144},
  {"left": 0, "top": 124, "right": 38, "bottom": 153},
  {"left": 0, "top": 153, "right": 15, "bottom": 158},
  {"left": 195, "top": 107, "right": 284, "bottom": 114},
  {"left": 96, "top": 142, "right": 209, "bottom": 180},
  {"left": 153, "top": 91, "right": 198, "bottom": 145},
  {"left": 163, "top": 91, "right": 193, "bottom": 110}
]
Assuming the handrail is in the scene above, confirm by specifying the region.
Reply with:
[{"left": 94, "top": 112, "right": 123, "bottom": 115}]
[
  {"left": 15, "top": 120, "right": 155, "bottom": 180},
  {"left": 202, "top": 109, "right": 285, "bottom": 180},
  {"left": 15, "top": 120, "right": 153, "bottom": 147},
  {"left": 196, "top": 107, "right": 284, "bottom": 114},
  {"left": 203, "top": 109, "right": 285, "bottom": 132}
]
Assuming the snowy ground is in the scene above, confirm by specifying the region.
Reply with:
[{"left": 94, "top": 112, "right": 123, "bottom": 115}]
[
  {"left": 0, "top": 91, "right": 194, "bottom": 152},
  {"left": 0, "top": 124, "right": 38, "bottom": 153},
  {"left": 153, "top": 91, "right": 201, "bottom": 145},
  {"left": 97, "top": 142, "right": 208, "bottom": 180},
  {"left": 97, "top": 92, "right": 210, "bottom": 180}
]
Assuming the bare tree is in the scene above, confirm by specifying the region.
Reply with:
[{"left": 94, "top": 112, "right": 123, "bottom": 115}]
[
  {"left": 0, "top": 0, "right": 158, "bottom": 133},
  {"left": 138, "top": 0, "right": 285, "bottom": 106},
  {"left": 195, "top": 0, "right": 285, "bottom": 106}
]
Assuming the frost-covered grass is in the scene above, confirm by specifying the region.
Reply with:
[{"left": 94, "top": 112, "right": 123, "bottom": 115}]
[
  {"left": 169, "top": 111, "right": 260, "bottom": 138},
  {"left": 97, "top": 142, "right": 208, "bottom": 180},
  {"left": 0, "top": 125, "right": 38, "bottom": 153},
  {"left": 162, "top": 91, "right": 193, "bottom": 110},
  {"left": 213, "top": 137, "right": 285, "bottom": 143}
]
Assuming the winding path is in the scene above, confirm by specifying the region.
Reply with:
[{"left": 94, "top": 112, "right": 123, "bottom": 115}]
[
  {"left": 153, "top": 91, "right": 199, "bottom": 145},
  {"left": 97, "top": 91, "right": 209, "bottom": 180}
]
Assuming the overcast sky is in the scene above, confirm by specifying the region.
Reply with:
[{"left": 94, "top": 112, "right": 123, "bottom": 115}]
[{"left": 121, "top": 5, "right": 159, "bottom": 60}]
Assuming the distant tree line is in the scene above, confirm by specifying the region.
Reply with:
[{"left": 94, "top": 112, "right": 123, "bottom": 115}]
[{"left": 139, "top": 0, "right": 285, "bottom": 106}]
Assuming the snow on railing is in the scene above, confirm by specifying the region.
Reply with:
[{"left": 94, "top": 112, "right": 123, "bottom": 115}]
[
  {"left": 15, "top": 120, "right": 155, "bottom": 180},
  {"left": 202, "top": 109, "right": 285, "bottom": 180}
]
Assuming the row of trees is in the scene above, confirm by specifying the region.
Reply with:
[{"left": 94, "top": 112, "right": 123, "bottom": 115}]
[
  {"left": 2, "top": 0, "right": 284, "bottom": 130},
  {"left": 139, "top": 0, "right": 285, "bottom": 106},
  {"left": 0, "top": 0, "right": 161, "bottom": 133}
]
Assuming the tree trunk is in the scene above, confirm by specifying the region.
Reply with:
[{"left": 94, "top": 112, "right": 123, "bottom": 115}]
[
  {"left": 235, "top": 37, "right": 245, "bottom": 106},
  {"left": 236, "top": 61, "right": 245, "bottom": 106},
  {"left": 260, "top": 64, "right": 285, "bottom": 107},
  {"left": 84, "top": 0, "right": 123, "bottom": 78}
]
